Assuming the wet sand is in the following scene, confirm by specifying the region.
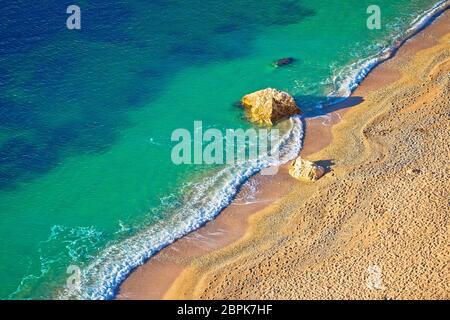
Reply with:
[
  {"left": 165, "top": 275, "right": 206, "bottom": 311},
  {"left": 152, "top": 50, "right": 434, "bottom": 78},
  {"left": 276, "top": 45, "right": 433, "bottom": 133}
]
[{"left": 118, "top": 10, "right": 449, "bottom": 300}]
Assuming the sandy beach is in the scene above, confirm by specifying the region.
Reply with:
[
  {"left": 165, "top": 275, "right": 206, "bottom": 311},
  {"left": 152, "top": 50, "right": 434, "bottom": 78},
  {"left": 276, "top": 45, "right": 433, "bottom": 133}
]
[{"left": 118, "top": 10, "right": 449, "bottom": 300}]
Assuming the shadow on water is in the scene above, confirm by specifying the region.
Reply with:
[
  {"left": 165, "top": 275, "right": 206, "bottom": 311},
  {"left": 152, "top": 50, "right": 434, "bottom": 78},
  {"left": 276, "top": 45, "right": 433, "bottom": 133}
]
[{"left": 293, "top": 95, "right": 364, "bottom": 117}]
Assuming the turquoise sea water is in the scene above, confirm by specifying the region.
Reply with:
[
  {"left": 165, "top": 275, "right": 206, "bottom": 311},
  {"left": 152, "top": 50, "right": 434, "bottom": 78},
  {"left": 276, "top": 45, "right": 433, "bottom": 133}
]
[{"left": 0, "top": 0, "right": 446, "bottom": 299}]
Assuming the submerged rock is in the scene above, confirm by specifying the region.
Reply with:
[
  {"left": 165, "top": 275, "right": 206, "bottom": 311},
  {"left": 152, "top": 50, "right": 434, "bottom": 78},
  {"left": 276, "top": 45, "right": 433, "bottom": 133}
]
[
  {"left": 273, "top": 57, "right": 296, "bottom": 67},
  {"left": 241, "top": 88, "right": 301, "bottom": 126},
  {"left": 407, "top": 168, "right": 421, "bottom": 175},
  {"left": 289, "top": 157, "right": 325, "bottom": 181},
  {"left": 232, "top": 100, "right": 243, "bottom": 108}
]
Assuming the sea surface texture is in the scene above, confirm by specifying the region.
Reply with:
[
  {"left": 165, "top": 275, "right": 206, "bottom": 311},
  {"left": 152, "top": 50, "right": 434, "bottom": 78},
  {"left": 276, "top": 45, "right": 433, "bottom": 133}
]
[{"left": 0, "top": 0, "right": 444, "bottom": 299}]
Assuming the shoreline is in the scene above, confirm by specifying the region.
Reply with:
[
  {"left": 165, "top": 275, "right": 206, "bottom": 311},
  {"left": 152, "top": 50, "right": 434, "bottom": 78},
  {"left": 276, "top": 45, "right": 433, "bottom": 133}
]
[{"left": 117, "top": 9, "right": 449, "bottom": 300}]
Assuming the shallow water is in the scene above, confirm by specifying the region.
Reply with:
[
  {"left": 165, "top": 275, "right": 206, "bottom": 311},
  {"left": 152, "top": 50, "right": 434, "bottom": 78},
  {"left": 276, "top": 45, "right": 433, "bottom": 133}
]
[{"left": 0, "top": 0, "right": 443, "bottom": 299}]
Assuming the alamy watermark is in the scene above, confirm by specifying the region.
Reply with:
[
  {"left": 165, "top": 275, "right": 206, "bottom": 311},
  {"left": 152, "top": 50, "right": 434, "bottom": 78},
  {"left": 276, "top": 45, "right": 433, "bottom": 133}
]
[
  {"left": 66, "top": 264, "right": 81, "bottom": 292},
  {"left": 66, "top": 5, "right": 81, "bottom": 30},
  {"left": 367, "top": 5, "right": 381, "bottom": 30},
  {"left": 171, "top": 121, "right": 280, "bottom": 175}
]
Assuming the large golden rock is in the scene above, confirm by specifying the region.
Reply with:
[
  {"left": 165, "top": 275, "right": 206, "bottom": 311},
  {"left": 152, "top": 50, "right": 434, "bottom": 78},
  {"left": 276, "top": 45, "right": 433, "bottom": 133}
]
[
  {"left": 241, "top": 88, "right": 301, "bottom": 126},
  {"left": 289, "top": 157, "right": 325, "bottom": 181}
]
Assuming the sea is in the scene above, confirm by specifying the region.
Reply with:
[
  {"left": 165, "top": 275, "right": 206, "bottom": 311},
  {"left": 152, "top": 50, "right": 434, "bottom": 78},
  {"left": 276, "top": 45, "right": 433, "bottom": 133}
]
[{"left": 0, "top": 0, "right": 447, "bottom": 299}]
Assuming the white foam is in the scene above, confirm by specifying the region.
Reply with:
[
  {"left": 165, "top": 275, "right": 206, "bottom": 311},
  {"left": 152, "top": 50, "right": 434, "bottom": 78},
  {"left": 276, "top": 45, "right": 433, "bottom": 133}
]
[
  {"left": 330, "top": 0, "right": 448, "bottom": 99},
  {"left": 57, "top": 0, "right": 449, "bottom": 300},
  {"left": 57, "top": 116, "right": 303, "bottom": 300}
]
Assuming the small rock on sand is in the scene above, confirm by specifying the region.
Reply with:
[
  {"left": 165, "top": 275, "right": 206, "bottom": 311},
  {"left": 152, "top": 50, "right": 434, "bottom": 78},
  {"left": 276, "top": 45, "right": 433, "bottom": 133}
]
[
  {"left": 273, "top": 57, "right": 296, "bottom": 67},
  {"left": 289, "top": 157, "right": 325, "bottom": 181}
]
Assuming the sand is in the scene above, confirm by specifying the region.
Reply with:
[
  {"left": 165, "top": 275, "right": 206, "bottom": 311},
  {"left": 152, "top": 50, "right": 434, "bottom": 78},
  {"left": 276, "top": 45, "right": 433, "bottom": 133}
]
[{"left": 118, "top": 10, "right": 450, "bottom": 300}]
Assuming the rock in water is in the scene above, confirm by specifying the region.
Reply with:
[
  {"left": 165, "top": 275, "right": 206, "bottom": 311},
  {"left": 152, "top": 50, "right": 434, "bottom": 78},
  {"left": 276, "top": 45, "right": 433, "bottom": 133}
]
[
  {"left": 241, "top": 88, "right": 301, "bottom": 126},
  {"left": 289, "top": 157, "right": 325, "bottom": 181},
  {"left": 273, "top": 57, "right": 296, "bottom": 67}
]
